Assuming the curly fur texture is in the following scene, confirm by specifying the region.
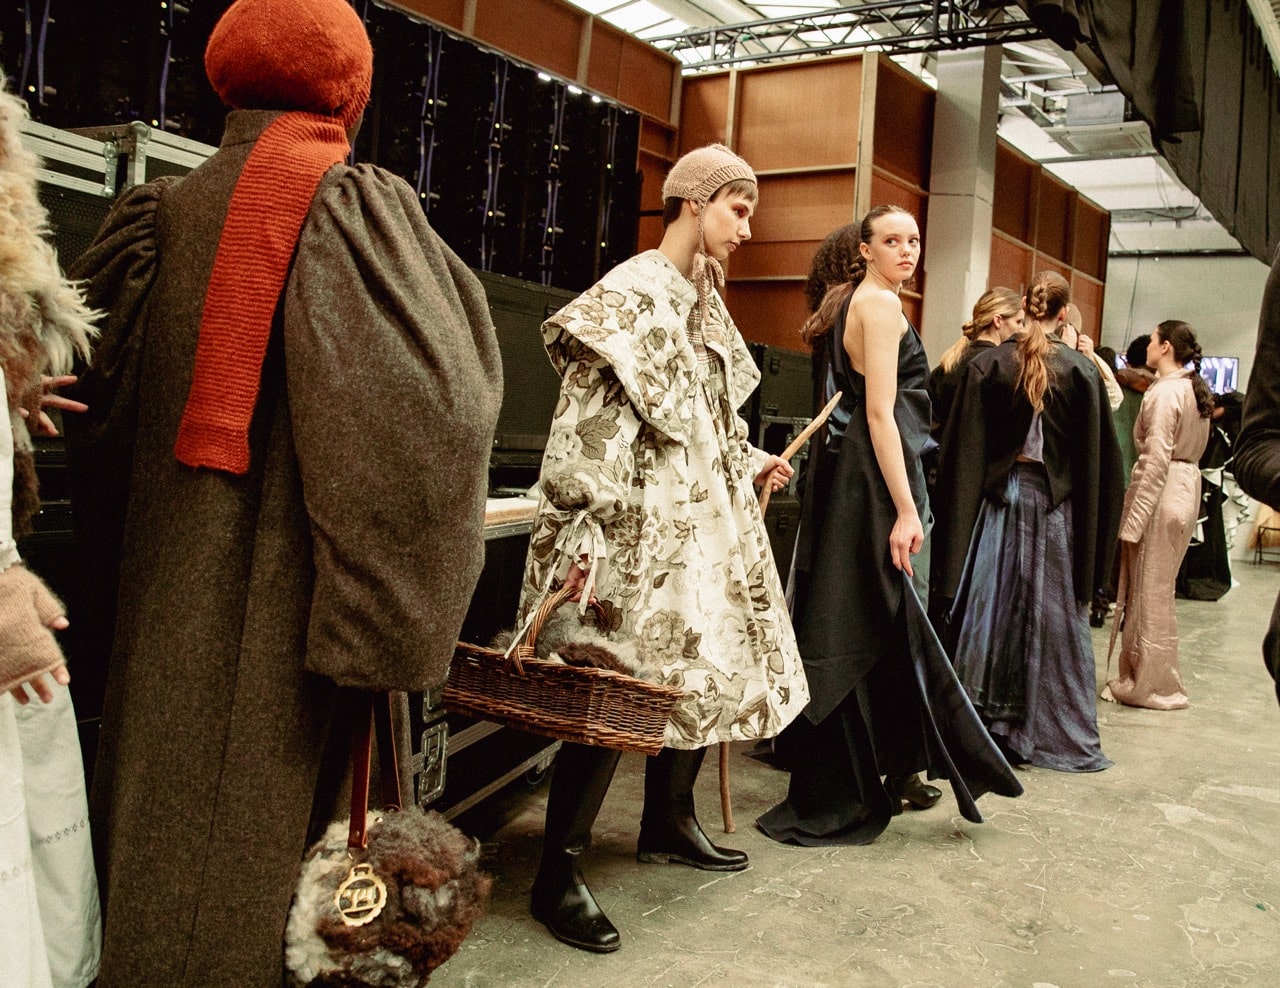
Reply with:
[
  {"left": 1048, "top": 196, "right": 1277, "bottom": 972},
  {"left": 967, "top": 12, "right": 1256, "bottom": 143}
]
[
  {"left": 0, "top": 77, "right": 98, "bottom": 532},
  {"left": 491, "top": 603, "right": 659, "bottom": 680},
  {"left": 286, "top": 809, "right": 491, "bottom": 987}
]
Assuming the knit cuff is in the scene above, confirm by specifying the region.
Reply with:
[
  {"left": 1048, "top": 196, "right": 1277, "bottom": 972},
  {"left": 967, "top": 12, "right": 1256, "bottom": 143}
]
[{"left": 0, "top": 563, "right": 67, "bottom": 693}]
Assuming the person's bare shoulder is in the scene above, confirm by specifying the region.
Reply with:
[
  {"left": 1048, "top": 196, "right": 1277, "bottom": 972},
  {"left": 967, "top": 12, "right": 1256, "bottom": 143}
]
[{"left": 849, "top": 286, "right": 905, "bottom": 338}]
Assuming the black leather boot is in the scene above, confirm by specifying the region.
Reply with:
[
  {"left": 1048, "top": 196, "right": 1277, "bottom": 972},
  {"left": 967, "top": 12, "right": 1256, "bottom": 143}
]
[
  {"left": 885, "top": 773, "right": 943, "bottom": 815},
  {"left": 530, "top": 743, "right": 623, "bottom": 952},
  {"left": 636, "top": 747, "right": 748, "bottom": 871}
]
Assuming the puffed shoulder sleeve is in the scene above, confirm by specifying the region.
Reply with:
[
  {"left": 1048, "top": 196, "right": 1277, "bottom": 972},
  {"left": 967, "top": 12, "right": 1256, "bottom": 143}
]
[
  {"left": 68, "top": 178, "right": 173, "bottom": 421},
  {"left": 65, "top": 179, "right": 174, "bottom": 645},
  {"left": 284, "top": 164, "right": 502, "bottom": 691}
]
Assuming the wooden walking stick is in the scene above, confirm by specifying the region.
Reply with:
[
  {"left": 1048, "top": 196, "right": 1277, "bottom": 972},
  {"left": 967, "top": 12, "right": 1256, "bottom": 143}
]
[
  {"left": 757, "top": 390, "right": 844, "bottom": 516},
  {"left": 718, "top": 390, "right": 844, "bottom": 833}
]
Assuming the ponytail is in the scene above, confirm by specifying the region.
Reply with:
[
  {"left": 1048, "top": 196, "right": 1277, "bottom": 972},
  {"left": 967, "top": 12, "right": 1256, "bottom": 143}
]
[
  {"left": 939, "top": 287, "right": 1023, "bottom": 372},
  {"left": 1015, "top": 328, "right": 1052, "bottom": 413},
  {"left": 801, "top": 282, "right": 854, "bottom": 346},
  {"left": 937, "top": 330, "right": 971, "bottom": 374},
  {"left": 1156, "top": 319, "right": 1214, "bottom": 418}
]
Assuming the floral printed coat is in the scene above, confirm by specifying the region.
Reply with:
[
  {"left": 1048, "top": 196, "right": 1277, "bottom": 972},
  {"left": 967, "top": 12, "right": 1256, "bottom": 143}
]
[{"left": 518, "top": 250, "right": 809, "bottom": 748}]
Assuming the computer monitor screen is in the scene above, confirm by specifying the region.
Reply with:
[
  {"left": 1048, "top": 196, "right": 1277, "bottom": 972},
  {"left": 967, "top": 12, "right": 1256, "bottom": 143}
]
[{"left": 1200, "top": 356, "right": 1238, "bottom": 395}]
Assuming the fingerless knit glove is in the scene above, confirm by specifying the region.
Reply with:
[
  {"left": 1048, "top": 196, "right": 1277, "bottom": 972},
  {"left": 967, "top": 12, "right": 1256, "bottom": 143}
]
[{"left": 0, "top": 562, "right": 67, "bottom": 693}]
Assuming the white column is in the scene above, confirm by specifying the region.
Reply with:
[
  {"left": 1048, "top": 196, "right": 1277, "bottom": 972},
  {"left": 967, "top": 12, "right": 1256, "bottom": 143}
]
[{"left": 921, "top": 45, "right": 1002, "bottom": 362}]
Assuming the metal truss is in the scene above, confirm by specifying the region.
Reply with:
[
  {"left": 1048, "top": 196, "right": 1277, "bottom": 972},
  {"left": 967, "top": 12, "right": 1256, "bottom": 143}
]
[{"left": 651, "top": 1, "right": 1044, "bottom": 70}]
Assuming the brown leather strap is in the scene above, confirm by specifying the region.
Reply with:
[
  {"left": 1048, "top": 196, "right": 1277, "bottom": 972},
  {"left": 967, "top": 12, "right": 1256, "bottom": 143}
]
[
  {"left": 347, "top": 691, "right": 404, "bottom": 850},
  {"left": 347, "top": 692, "right": 376, "bottom": 850},
  {"left": 373, "top": 691, "right": 402, "bottom": 812}
]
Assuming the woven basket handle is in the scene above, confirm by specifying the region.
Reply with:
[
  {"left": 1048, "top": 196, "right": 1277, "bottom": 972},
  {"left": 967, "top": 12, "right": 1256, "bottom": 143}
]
[{"left": 509, "top": 584, "right": 608, "bottom": 672}]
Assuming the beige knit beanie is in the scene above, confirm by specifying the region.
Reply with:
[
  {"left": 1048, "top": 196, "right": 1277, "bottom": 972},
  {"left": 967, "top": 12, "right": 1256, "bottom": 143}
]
[
  {"left": 662, "top": 144, "right": 756, "bottom": 327},
  {"left": 0, "top": 562, "right": 67, "bottom": 694},
  {"left": 662, "top": 143, "right": 756, "bottom": 205}
]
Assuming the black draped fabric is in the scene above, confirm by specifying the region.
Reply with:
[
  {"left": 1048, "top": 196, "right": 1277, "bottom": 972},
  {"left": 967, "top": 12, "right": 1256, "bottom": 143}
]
[
  {"left": 757, "top": 305, "right": 1022, "bottom": 847},
  {"left": 933, "top": 339, "right": 1125, "bottom": 606},
  {"left": 926, "top": 340, "right": 997, "bottom": 456},
  {"left": 1235, "top": 245, "right": 1280, "bottom": 703},
  {"left": 1018, "top": 0, "right": 1280, "bottom": 263},
  {"left": 1176, "top": 422, "right": 1234, "bottom": 602}
]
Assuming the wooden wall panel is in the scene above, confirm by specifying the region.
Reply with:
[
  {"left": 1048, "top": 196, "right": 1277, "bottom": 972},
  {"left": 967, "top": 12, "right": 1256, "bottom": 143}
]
[
  {"left": 729, "top": 241, "right": 823, "bottom": 280},
  {"left": 724, "top": 282, "right": 809, "bottom": 352},
  {"left": 872, "top": 59, "right": 934, "bottom": 188},
  {"left": 389, "top": 0, "right": 466, "bottom": 31},
  {"left": 680, "top": 75, "right": 732, "bottom": 152},
  {"left": 901, "top": 293, "right": 923, "bottom": 330},
  {"left": 640, "top": 118, "right": 676, "bottom": 159},
  {"left": 585, "top": 22, "right": 625, "bottom": 98},
  {"left": 735, "top": 58, "right": 863, "bottom": 170},
  {"left": 393, "top": 0, "right": 678, "bottom": 123},
  {"left": 637, "top": 214, "right": 664, "bottom": 253},
  {"left": 1032, "top": 256, "right": 1070, "bottom": 282},
  {"left": 870, "top": 169, "right": 925, "bottom": 223},
  {"left": 1071, "top": 274, "right": 1105, "bottom": 344},
  {"left": 472, "top": 0, "right": 584, "bottom": 80},
  {"left": 584, "top": 21, "right": 677, "bottom": 122},
  {"left": 1072, "top": 198, "right": 1109, "bottom": 281},
  {"left": 990, "top": 232, "right": 1033, "bottom": 293},
  {"left": 994, "top": 143, "right": 1034, "bottom": 244},
  {"left": 750, "top": 171, "right": 859, "bottom": 243},
  {"left": 616, "top": 32, "right": 679, "bottom": 123},
  {"left": 1034, "top": 172, "right": 1074, "bottom": 264},
  {"left": 638, "top": 150, "right": 669, "bottom": 213}
]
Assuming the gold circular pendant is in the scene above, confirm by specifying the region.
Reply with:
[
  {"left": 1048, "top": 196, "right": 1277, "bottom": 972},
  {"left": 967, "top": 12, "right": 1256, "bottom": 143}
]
[{"left": 335, "top": 862, "right": 387, "bottom": 927}]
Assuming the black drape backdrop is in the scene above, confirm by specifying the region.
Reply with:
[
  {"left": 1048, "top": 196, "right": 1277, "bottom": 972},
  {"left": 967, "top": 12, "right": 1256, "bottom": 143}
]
[{"left": 1018, "top": 0, "right": 1280, "bottom": 263}]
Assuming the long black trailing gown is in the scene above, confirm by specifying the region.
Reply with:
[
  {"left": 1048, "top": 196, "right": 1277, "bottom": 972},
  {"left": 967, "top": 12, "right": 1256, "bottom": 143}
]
[{"left": 757, "top": 301, "right": 1023, "bottom": 846}]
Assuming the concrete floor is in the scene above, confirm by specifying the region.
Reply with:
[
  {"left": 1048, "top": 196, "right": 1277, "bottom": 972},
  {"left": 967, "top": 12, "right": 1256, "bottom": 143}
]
[{"left": 434, "top": 562, "right": 1280, "bottom": 988}]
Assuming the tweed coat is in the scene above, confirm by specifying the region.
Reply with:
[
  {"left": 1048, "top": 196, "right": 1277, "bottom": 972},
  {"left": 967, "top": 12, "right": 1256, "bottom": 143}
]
[{"left": 65, "top": 110, "right": 501, "bottom": 987}]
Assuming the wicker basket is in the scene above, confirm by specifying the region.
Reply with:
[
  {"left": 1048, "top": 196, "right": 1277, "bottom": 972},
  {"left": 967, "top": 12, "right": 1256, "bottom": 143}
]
[{"left": 443, "top": 586, "right": 684, "bottom": 755}]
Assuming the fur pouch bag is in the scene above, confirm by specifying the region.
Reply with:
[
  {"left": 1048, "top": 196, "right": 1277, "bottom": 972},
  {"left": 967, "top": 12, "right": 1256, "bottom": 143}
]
[{"left": 285, "top": 692, "right": 491, "bottom": 987}]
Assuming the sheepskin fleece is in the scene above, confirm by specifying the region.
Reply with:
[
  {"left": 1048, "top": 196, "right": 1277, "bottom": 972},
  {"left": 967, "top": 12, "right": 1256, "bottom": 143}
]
[
  {"left": 0, "top": 80, "right": 97, "bottom": 532},
  {"left": 285, "top": 811, "right": 491, "bottom": 987}
]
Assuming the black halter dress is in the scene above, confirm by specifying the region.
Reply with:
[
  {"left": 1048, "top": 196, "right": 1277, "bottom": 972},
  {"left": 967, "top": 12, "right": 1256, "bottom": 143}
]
[{"left": 757, "top": 299, "right": 1023, "bottom": 846}]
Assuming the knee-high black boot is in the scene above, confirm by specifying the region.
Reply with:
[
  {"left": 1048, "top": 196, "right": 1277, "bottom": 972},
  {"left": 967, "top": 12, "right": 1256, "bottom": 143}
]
[
  {"left": 530, "top": 742, "right": 623, "bottom": 952},
  {"left": 636, "top": 746, "right": 748, "bottom": 871}
]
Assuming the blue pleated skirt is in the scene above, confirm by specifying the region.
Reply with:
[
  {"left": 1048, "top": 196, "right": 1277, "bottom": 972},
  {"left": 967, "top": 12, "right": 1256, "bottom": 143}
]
[{"left": 949, "top": 463, "right": 1112, "bottom": 772}]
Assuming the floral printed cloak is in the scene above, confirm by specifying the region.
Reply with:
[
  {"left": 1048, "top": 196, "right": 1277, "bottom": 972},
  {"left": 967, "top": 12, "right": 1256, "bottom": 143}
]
[{"left": 518, "top": 250, "right": 809, "bottom": 748}]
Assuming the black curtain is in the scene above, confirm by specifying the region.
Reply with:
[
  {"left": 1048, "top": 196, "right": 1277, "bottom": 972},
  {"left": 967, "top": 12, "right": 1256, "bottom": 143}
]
[{"left": 1018, "top": 0, "right": 1280, "bottom": 263}]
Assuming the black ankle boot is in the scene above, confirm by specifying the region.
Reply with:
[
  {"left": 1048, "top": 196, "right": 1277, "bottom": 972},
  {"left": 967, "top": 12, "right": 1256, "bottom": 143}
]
[
  {"left": 530, "top": 743, "right": 623, "bottom": 952},
  {"left": 637, "top": 747, "right": 748, "bottom": 871},
  {"left": 885, "top": 773, "right": 943, "bottom": 815}
]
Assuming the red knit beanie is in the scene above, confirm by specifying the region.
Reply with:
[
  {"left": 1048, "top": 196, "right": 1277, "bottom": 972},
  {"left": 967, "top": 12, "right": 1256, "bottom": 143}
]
[
  {"left": 175, "top": 0, "right": 373, "bottom": 473},
  {"left": 204, "top": 0, "right": 372, "bottom": 129}
]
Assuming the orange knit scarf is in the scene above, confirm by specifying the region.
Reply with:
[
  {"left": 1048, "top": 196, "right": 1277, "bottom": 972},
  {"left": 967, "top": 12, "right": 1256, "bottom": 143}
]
[{"left": 174, "top": 111, "right": 350, "bottom": 474}]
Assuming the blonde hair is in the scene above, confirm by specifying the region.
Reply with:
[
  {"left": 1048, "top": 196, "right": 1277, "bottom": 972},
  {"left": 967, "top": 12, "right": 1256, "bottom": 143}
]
[
  {"left": 938, "top": 286, "right": 1023, "bottom": 373},
  {"left": 800, "top": 204, "right": 914, "bottom": 347},
  {"left": 1016, "top": 271, "right": 1071, "bottom": 413}
]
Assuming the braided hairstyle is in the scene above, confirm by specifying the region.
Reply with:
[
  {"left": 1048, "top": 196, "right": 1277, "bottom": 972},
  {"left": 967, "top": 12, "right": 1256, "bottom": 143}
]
[
  {"left": 1155, "top": 319, "right": 1214, "bottom": 418},
  {"left": 1017, "top": 270, "right": 1070, "bottom": 414},
  {"left": 938, "top": 286, "right": 1023, "bottom": 373},
  {"left": 800, "top": 205, "right": 913, "bottom": 347}
]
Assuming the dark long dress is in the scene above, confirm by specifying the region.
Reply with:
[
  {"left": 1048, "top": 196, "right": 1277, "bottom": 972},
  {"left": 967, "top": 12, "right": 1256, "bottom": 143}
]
[
  {"left": 938, "top": 340, "right": 1123, "bottom": 772},
  {"left": 756, "top": 302, "right": 1023, "bottom": 846}
]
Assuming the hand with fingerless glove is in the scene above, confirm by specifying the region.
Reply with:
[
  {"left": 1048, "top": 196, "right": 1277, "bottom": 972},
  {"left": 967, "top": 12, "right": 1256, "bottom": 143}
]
[{"left": 0, "top": 563, "right": 68, "bottom": 695}]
